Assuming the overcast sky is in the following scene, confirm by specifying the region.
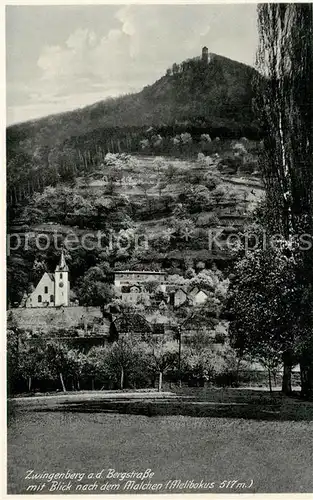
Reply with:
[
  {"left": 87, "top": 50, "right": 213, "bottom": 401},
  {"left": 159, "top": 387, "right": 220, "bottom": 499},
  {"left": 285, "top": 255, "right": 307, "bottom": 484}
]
[{"left": 6, "top": 4, "right": 258, "bottom": 125}]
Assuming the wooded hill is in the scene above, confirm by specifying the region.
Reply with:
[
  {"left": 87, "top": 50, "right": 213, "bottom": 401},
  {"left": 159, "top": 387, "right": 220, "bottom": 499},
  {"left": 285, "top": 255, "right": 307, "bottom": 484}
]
[
  {"left": 7, "top": 53, "right": 260, "bottom": 158},
  {"left": 7, "top": 53, "right": 261, "bottom": 214}
]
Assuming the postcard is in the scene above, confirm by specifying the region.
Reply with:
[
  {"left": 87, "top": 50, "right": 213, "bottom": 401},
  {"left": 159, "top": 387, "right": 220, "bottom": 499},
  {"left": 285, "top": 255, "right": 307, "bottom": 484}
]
[{"left": 6, "top": 2, "right": 313, "bottom": 496}]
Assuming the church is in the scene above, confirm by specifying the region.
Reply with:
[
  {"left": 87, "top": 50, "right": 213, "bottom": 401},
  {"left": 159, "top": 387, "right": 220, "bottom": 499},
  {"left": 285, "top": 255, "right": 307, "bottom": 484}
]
[{"left": 24, "top": 250, "right": 70, "bottom": 308}]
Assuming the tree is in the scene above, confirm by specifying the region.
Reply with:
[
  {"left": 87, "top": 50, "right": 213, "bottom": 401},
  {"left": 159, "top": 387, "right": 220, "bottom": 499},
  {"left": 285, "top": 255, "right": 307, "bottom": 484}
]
[
  {"left": 164, "top": 164, "right": 178, "bottom": 183},
  {"left": 18, "top": 342, "right": 48, "bottom": 392},
  {"left": 84, "top": 346, "right": 108, "bottom": 390},
  {"left": 107, "top": 338, "right": 137, "bottom": 390},
  {"left": 172, "top": 63, "right": 179, "bottom": 75},
  {"left": 256, "top": 4, "right": 313, "bottom": 396},
  {"left": 182, "top": 184, "right": 212, "bottom": 213},
  {"left": 32, "top": 259, "right": 48, "bottom": 283},
  {"left": 7, "top": 329, "right": 20, "bottom": 394},
  {"left": 152, "top": 157, "right": 167, "bottom": 176},
  {"left": 157, "top": 179, "right": 167, "bottom": 198},
  {"left": 43, "top": 341, "right": 70, "bottom": 392},
  {"left": 181, "top": 347, "right": 220, "bottom": 387},
  {"left": 138, "top": 181, "right": 151, "bottom": 208},
  {"left": 76, "top": 267, "right": 113, "bottom": 306},
  {"left": 144, "top": 280, "right": 160, "bottom": 295},
  {"left": 149, "top": 340, "right": 178, "bottom": 391},
  {"left": 180, "top": 133, "right": 192, "bottom": 146},
  {"left": 140, "top": 139, "right": 150, "bottom": 150},
  {"left": 227, "top": 241, "right": 303, "bottom": 394},
  {"left": 65, "top": 349, "right": 87, "bottom": 391},
  {"left": 151, "top": 134, "right": 163, "bottom": 149}
]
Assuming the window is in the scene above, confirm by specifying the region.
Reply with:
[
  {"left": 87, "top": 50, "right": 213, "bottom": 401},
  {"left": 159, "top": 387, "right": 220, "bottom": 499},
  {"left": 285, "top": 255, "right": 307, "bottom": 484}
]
[
  {"left": 50, "top": 295, "right": 54, "bottom": 303},
  {"left": 38, "top": 295, "right": 42, "bottom": 303},
  {"left": 60, "top": 273, "right": 63, "bottom": 278},
  {"left": 44, "top": 286, "right": 48, "bottom": 294}
]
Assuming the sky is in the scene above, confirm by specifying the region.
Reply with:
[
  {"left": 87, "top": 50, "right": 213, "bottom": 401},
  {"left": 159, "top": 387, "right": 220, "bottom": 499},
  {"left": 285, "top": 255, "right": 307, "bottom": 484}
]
[{"left": 6, "top": 4, "right": 258, "bottom": 125}]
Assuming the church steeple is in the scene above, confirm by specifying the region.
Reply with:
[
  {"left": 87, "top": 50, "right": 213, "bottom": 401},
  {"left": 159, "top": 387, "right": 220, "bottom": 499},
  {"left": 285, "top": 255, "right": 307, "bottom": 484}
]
[
  {"left": 55, "top": 248, "right": 69, "bottom": 272},
  {"left": 54, "top": 248, "right": 70, "bottom": 307}
]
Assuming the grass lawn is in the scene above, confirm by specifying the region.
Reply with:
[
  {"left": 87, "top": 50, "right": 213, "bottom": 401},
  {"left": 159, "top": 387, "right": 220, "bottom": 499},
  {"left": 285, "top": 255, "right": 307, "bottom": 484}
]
[{"left": 7, "top": 388, "right": 313, "bottom": 494}]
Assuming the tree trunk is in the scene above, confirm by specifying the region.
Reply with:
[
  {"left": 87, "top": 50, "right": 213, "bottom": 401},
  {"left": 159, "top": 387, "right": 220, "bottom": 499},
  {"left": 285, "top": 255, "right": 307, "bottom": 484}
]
[
  {"left": 236, "top": 354, "right": 242, "bottom": 378},
  {"left": 282, "top": 360, "right": 292, "bottom": 395},
  {"left": 91, "top": 378, "right": 95, "bottom": 391},
  {"left": 28, "top": 376, "right": 32, "bottom": 392},
  {"left": 120, "top": 367, "right": 124, "bottom": 390},
  {"left": 59, "top": 372, "right": 66, "bottom": 392},
  {"left": 268, "top": 369, "right": 272, "bottom": 394},
  {"left": 158, "top": 371, "right": 163, "bottom": 392},
  {"left": 178, "top": 329, "right": 182, "bottom": 388},
  {"left": 300, "top": 359, "right": 313, "bottom": 399}
]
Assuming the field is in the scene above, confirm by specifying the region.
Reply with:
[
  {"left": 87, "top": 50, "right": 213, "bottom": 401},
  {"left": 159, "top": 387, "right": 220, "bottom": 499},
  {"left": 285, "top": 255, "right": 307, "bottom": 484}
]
[{"left": 7, "top": 389, "right": 313, "bottom": 494}]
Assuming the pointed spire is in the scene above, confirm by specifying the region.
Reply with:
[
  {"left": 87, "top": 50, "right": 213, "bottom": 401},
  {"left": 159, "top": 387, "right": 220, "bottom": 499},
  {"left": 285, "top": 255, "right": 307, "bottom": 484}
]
[{"left": 55, "top": 248, "right": 69, "bottom": 272}]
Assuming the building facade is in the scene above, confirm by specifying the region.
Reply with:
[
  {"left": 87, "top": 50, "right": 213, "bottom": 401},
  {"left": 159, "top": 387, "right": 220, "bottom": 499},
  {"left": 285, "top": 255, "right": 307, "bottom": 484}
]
[
  {"left": 24, "top": 250, "right": 70, "bottom": 308},
  {"left": 114, "top": 270, "right": 167, "bottom": 287},
  {"left": 114, "top": 270, "right": 167, "bottom": 306}
]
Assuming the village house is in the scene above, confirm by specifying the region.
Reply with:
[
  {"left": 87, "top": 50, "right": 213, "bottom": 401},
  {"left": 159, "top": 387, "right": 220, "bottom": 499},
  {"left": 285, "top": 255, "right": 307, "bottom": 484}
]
[
  {"left": 171, "top": 288, "right": 188, "bottom": 308},
  {"left": 189, "top": 287, "right": 209, "bottom": 306},
  {"left": 114, "top": 270, "right": 167, "bottom": 305},
  {"left": 118, "top": 284, "right": 151, "bottom": 306},
  {"left": 114, "top": 270, "right": 167, "bottom": 287},
  {"left": 114, "top": 269, "right": 210, "bottom": 310}
]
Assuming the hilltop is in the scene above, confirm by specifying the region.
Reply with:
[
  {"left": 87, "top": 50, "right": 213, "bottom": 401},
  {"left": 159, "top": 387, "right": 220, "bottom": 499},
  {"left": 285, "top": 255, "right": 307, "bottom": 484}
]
[{"left": 7, "top": 52, "right": 260, "bottom": 159}]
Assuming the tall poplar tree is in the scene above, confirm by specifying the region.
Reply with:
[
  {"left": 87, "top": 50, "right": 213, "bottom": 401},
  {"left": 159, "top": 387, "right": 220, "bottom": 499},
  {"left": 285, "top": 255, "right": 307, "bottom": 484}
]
[{"left": 255, "top": 3, "right": 313, "bottom": 396}]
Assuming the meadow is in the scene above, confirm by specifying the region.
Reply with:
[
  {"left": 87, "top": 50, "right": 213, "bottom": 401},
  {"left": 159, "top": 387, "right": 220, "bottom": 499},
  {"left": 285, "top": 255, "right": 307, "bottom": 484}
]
[{"left": 7, "top": 389, "right": 313, "bottom": 494}]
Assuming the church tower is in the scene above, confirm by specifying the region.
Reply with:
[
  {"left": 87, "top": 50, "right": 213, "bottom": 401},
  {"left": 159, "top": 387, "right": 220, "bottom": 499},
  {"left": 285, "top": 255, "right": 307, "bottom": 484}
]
[{"left": 54, "top": 249, "right": 70, "bottom": 307}]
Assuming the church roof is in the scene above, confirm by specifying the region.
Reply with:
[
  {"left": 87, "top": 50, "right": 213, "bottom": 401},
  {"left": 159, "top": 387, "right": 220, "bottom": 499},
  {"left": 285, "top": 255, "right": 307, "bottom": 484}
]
[
  {"left": 47, "top": 273, "right": 55, "bottom": 282},
  {"left": 55, "top": 249, "right": 69, "bottom": 272}
]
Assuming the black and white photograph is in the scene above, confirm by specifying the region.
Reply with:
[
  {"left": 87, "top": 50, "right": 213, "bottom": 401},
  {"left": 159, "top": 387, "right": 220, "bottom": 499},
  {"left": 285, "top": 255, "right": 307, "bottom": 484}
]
[{"left": 6, "top": 2, "right": 313, "bottom": 495}]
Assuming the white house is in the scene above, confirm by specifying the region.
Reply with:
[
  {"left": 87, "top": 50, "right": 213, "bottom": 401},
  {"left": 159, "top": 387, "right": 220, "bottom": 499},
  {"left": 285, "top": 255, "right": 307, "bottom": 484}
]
[
  {"left": 193, "top": 290, "right": 209, "bottom": 305},
  {"left": 114, "top": 270, "right": 167, "bottom": 288},
  {"left": 173, "top": 289, "right": 188, "bottom": 307},
  {"left": 189, "top": 287, "right": 209, "bottom": 306},
  {"left": 118, "top": 284, "right": 150, "bottom": 306},
  {"left": 24, "top": 250, "right": 70, "bottom": 308}
]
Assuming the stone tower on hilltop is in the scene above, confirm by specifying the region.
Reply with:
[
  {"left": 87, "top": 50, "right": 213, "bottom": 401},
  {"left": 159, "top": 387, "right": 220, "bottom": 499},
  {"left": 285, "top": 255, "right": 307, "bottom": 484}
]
[{"left": 202, "top": 46, "right": 209, "bottom": 64}]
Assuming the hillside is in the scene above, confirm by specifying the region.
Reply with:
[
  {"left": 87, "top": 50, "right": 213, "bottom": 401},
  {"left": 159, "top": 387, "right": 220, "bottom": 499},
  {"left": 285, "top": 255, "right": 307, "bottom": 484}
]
[
  {"left": 7, "top": 149, "right": 264, "bottom": 307},
  {"left": 7, "top": 51, "right": 264, "bottom": 309},
  {"left": 7, "top": 53, "right": 260, "bottom": 159}
]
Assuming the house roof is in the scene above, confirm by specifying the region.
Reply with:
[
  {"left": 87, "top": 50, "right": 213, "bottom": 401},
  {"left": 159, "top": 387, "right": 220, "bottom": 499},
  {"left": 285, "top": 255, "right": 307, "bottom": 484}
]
[
  {"left": 115, "top": 270, "right": 166, "bottom": 275},
  {"left": 32, "top": 271, "right": 54, "bottom": 289},
  {"left": 195, "top": 289, "right": 209, "bottom": 297},
  {"left": 152, "top": 324, "right": 165, "bottom": 335},
  {"left": 121, "top": 285, "right": 142, "bottom": 293}
]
